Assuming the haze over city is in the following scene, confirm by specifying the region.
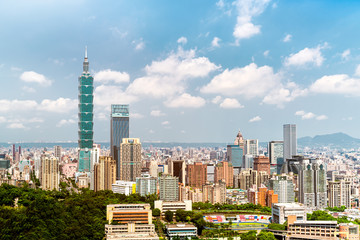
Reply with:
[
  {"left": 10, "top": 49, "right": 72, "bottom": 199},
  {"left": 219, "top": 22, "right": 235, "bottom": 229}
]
[{"left": 1, "top": 0, "right": 360, "bottom": 142}]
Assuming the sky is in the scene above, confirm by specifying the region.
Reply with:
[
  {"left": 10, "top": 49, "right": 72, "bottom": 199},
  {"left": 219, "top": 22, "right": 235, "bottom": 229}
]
[{"left": 1, "top": 0, "right": 360, "bottom": 143}]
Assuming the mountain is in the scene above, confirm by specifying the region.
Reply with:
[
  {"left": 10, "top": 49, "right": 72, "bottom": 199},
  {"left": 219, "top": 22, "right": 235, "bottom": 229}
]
[{"left": 298, "top": 132, "right": 360, "bottom": 149}]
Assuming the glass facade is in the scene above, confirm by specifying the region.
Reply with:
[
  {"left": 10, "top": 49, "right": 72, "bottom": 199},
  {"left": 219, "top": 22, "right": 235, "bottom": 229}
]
[
  {"left": 269, "top": 141, "right": 284, "bottom": 174},
  {"left": 227, "top": 145, "right": 243, "bottom": 168},
  {"left": 111, "top": 104, "right": 129, "bottom": 180}
]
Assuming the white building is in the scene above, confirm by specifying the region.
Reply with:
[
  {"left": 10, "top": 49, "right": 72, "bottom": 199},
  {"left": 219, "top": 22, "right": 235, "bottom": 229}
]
[
  {"left": 166, "top": 224, "right": 197, "bottom": 240},
  {"left": 272, "top": 203, "right": 306, "bottom": 224},
  {"left": 154, "top": 200, "right": 192, "bottom": 214},
  {"left": 112, "top": 180, "right": 136, "bottom": 195}
]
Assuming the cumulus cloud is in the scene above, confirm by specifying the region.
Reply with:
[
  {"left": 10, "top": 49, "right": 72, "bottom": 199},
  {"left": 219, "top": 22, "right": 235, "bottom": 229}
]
[
  {"left": 341, "top": 49, "right": 350, "bottom": 61},
  {"left": 355, "top": 65, "right": 360, "bottom": 77},
  {"left": 177, "top": 37, "right": 187, "bottom": 45},
  {"left": 20, "top": 71, "right": 52, "bottom": 86},
  {"left": 94, "top": 85, "right": 138, "bottom": 107},
  {"left": 262, "top": 83, "right": 308, "bottom": 108},
  {"left": 219, "top": 98, "right": 244, "bottom": 109},
  {"left": 211, "top": 37, "right": 221, "bottom": 47},
  {"left": 284, "top": 43, "right": 327, "bottom": 67},
  {"left": 201, "top": 63, "right": 279, "bottom": 98},
  {"left": 295, "top": 110, "right": 327, "bottom": 120},
  {"left": 130, "top": 113, "right": 144, "bottom": 119},
  {"left": 127, "top": 47, "right": 220, "bottom": 98},
  {"left": 232, "top": 0, "right": 270, "bottom": 44},
  {"left": 150, "top": 110, "right": 166, "bottom": 117},
  {"left": 249, "top": 116, "right": 261, "bottom": 122},
  {"left": 0, "top": 99, "right": 38, "bottom": 112},
  {"left": 164, "top": 93, "right": 206, "bottom": 108},
  {"left": 94, "top": 69, "right": 130, "bottom": 84},
  {"left": 211, "top": 96, "right": 222, "bottom": 104},
  {"left": 310, "top": 74, "right": 360, "bottom": 96},
  {"left": 39, "top": 98, "right": 77, "bottom": 113},
  {"left": 283, "top": 34, "right": 292, "bottom": 42},
  {"left": 7, "top": 123, "right": 26, "bottom": 129},
  {"left": 56, "top": 119, "right": 76, "bottom": 127},
  {"left": 263, "top": 50, "right": 269, "bottom": 57}
]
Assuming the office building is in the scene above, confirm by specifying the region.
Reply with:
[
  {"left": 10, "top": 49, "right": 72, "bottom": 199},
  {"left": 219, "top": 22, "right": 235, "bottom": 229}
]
[
  {"left": 287, "top": 221, "right": 338, "bottom": 240},
  {"left": 159, "top": 175, "right": 179, "bottom": 201},
  {"left": 328, "top": 180, "right": 351, "bottom": 209},
  {"left": 339, "top": 223, "right": 359, "bottom": 240},
  {"left": 248, "top": 185, "right": 278, "bottom": 207},
  {"left": 106, "top": 204, "right": 152, "bottom": 224},
  {"left": 186, "top": 162, "right": 207, "bottom": 188},
  {"left": 105, "top": 223, "right": 159, "bottom": 240},
  {"left": 154, "top": 200, "right": 192, "bottom": 213},
  {"left": 215, "top": 161, "right": 233, "bottom": 187},
  {"left": 168, "top": 159, "right": 186, "bottom": 185},
  {"left": 243, "top": 154, "right": 254, "bottom": 169},
  {"left": 237, "top": 169, "right": 269, "bottom": 190},
  {"left": 166, "top": 224, "right": 197, "bottom": 240},
  {"left": 272, "top": 203, "right": 306, "bottom": 224},
  {"left": 0, "top": 154, "right": 10, "bottom": 169},
  {"left": 283, "top": 124, "right": 296, "bottom": 161},
  {"left": 54, "top": 145, "right": 62, "bottom": 160},
  {"left": 234, "top": 130, "right": 245, "bottom": 150},
  {"left": 299, "top": 159, "right": 327, "bottom": 209},
  {"left": 149, "top": 160, "right": 158, "bottom": 178},
  {"left": 269, "top": 175, "right": 295, "bottom": 203},
  {"left": 207, "top": 164, "right": 215, "bottom": 183},
  {"left": 253, "top": 156, "right": 270, "bottom": 175},
  {"left": 120, "top": 138, "right": 141, "bottom": 181},
  {"left": 110, "top": 104, "right": 129, "bottom": 180},
  {"left": 112, "top": 180, "right": 136, "bottom": 195},
  {"left": 202, "top": 181, "right": 226, "bottom": 204},
  {"left": 136, "top": 174, "right": 157, "bottom": 196},
  {"left": 269, "top": 141, "right": 284, "bottom": 174},
  {"left": 94, "top": 156, "right": 116, "bottom": 191},
  {"left": 244, "top": 139, "right": 259, "bottom": 156},
  {"left": 226, "top": 145, "right": 243, "bottom": 168},
  {"left": 40, "top": 154, "right": 59, "bottom": 190},
  {"left": 180, "top": 186, "right": 203, "bottom": 202},
  {"left": 78, "top": 48, "right": 94, "bottom": 172}
]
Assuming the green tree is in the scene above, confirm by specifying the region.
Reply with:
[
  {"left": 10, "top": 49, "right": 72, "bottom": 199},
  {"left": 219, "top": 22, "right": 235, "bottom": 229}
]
[
  {"left": 240, "top": 230, "right": 256, "bottom": 240},
  {"left": 152, "top": 208, "right": 161, "bottom": 217},
  {"left": 165, "top": 210, "right": 173, "bottom": 222},
  {"left": 257, "top": 230, "right": 276, "bottom": 240},
  {"left": 175, "top": 209, "right": 187, "bottom": 222}
]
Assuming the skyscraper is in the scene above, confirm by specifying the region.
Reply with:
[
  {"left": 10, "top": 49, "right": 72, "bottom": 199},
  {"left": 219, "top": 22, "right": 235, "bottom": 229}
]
[
  {"left": 159, "top": 175, "right": 179, "bottom": 201},
  {"left": 244, "top": 139, "right": 259, "bottom": 156},
  {"left": 269, "top": 175, "right": 295, "bottom": 203},
  {"left": 328, "top": 179, "right": 351, "bottom": 209},
  {"left": 269, "top": 141, "right": 284, "bottom": 174},
  {"left": 54, "top": 145, "right": 62, "bottom": 160},
  {"left": 283, "top": 124, "right": 296, "bottom": 161},
  {"left": 40, "top": 154, "right": 59, "bottom": 190},
  {"left": 78, "top": 48, "right": 94, "bottom": 172},
  {"left": 186, "top": 162, "right": 207, "bottom": 188},
  {"left": 226, "top": 145, "right": 243, "bottom": 168},
  {"left": 94, "top": 156, "right": 116, "bottom": 191},
  {"left": 110, "top": 104, "right": 129, "bottom": 180},
  {"left": 120, "top": 138, "right": 141, "bottom": 181}
]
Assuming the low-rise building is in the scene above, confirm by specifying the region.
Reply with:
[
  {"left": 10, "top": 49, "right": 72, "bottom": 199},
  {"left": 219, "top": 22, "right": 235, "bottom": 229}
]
[
  {"left": 154, "top": 200, "right": 192, "bottom": 214},
  {"left": 105, "top": 223, "right": 159, "bottom": 240},
  {"left": 339, "top": 223, "right": 359, "bottom": 240},
  {"left": 112, "top": 180, "right": 136, "bottom": 195},
  {"left": 287, "top": 221, "right": 337, "bottom": 240},
  {"left": 165, "top": 223, "right": 197, "bottom": 240},
  {"left": 106, "top": 204, "right": 152, "bottom": 224},
  {"left": 272, "top": 203, "right": 306, "bottom": 224}
]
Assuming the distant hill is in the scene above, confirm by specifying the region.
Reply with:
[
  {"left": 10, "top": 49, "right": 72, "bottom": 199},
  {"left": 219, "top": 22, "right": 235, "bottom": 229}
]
[{"left": 298, "top": 132, "right": 360, "bottom": 149}]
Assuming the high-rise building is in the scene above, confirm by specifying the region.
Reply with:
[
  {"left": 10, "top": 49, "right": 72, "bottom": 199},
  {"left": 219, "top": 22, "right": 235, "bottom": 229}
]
[
  {"left": 269, "top": 175, "right": 295, "bottom": 203},
  {"left": 269, "top": 141, "right": 284, "bottom": 175},
  {"left": 120, "top": 138, "right": 141, "bottom": 181},
  {"left": 253, "top": 156, "right": 270, "bottom": 175},
  {"left": 110, "top": 104, "right": 129, "bottom": 180},
  {"left": 215, "top": 161, "right": 233, "bottom": 187},
  {"left": 243, "top": 154, "right": 254, "bottom": 169},
  {"left": 78, "top": 48, "right": 94, "bottom": 172},
  {"left": 328, "top": 180, "right": 351, "bottom": 209},
  {"left": 207, "top": 163, "right": 215, "bottom": 183},
  {"left": 283, "top": 124, "right": 296, "bottom": 161},
  {"left": 136, "top": 174, "right": 157, "bottom": 197},
  {"left": 159, "top": 175, "right": 179, "bottom": 201},
  {"left": 94, "top": 156, "right": 116, "bottom": 191},
  {"left": 54, "top": 145, "right": 62, "bottom": 160},
  {"left": 169, "top": 159, "right": 186, "bottom": 185},
  {"left": 237, "top": 169, "right": 269, "bottom": 190},
  {"left": 40, "top": 154, "right": 59, "bottom": 190},
  {"left": 234, "top": 130, "right": 245, "bottom": 151},
  {"left": 202, "top": 181, "right": 226, "bottom": 204},
  {"left": 226, "top": 145, "right": 243, "bottom": 168},
  {"left": 299, "top": 159, "right": 327, "bottom": 209},
  {"left": 244, "top": 139, "right": 259, "bottom": 156},
  {"left": 149, "top": 160, "right": 158, "bottom": 178},
  {"left": 186, "top": 162, "right": 207, "bottom": 188}
]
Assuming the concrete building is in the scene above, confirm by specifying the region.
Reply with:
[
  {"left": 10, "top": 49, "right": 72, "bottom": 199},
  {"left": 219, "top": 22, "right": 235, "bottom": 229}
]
[
  {"left": 154, "top": 200, "right": 192, "bottom": 213},
  {"left": 269, "top": 141, "right": 284, "bottom": 174},
  {"left": 234, "top": 130, "right": 245, "bottom": 151},
  {"left": 112, "top": 180, "right": 136, "bottom": 195},
  {"left": 272, "top": 203, "right": 306, "bottom": 224},
  {"left": 248, "top": 185, "right": 278, "bottom": 207},
  {"left": 180, "top": 186, "right": 203, "bottom": 203},
  {"left": 283, "top": 124, "right": 296, "bottom": 161},
  {"left": 40, "top": 154, "right": 59, "bottom": 190},
  {"left": 94, "top": 156, "right": 116, "bottom": 191},
  {"left": 244, "top": 139, "right": 259, "bottom": 156},
  {"left": 149, "top": 160, "right": 158, "bottom": 178},
  {"left": 202, "top": 181, "right": 226, "bottom": 204},
  {"left": 328, "top": 180, "right": 351, "bottom": 209},
  {"left": 106, "top": 204, "right": 152, "bottom": 224},
  {"left": 207, "top": 164, "right": 215, "bottom": 183},
  {"left": 136, "top": 174, "right": 157, "bottom": 197},
  {"left": 269, "top": 175, "right": 295, "bottom": 203},
  {"left": 120, "top": 138, "right": 141, "bottom": 181},
  {"left": 243, "top": 154, "right": 254, "bottom": 169},
  {"left": 339, "top": 223, "right": 359, "bottom": 240},
  {"left": 186, "top": 162, "right": 207, "bottom": 188},
  {"left": 54, "top": 145, "right": 62, "bottom": 160},
  {"left": 105, "top": 223, "right": 159, "bottom": 240},
  {"left": 237, "top": 169, "right": 269, "bottom": 190},
  {"left": 168, "top": 159, "right": 186, "bottom": 185},
  {"left": 215, "top": 161, "right": 233, "bottom": 187},
  {"left": 253, "top": 156, "right": 270, "bottom": 175},
  {"left": 226, "top": 144, "right": 243, "bottom": 168},
  {"left": 287, "top": 221, "right": 338, "bottom": 240},
  {"left": 165, "top": 223, "right": 197, "bottom": 240},
  {"left": 159, "top": 175, "right": 179, "bottom": 201}
]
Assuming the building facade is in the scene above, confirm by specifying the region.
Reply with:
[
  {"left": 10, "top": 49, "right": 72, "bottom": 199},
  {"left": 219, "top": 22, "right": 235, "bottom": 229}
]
[
  {"left": 40, "top": 154, "right": 59, "bottom": 190},
  {"left": 159, "top": 175, "right": 179, "bottom": 201},
  {"left": 186, "top": 162, "right": 207, "bottom": 188},
  {"left": 328, "top": 180, "right": 351, "bottom": 209},
  {"left": 215, "top": 161, "right": 233, "bottom": 187},
  {"left": 283, "top": 124, "right": 296, "bottom": 161},
  {"left": 269, "top": 141, "right": 284, "bottom": 174},
  {"left": 120, "top": 138, "right": 141, "bottom": 181},
  {"left": 244, "top": 139, "right": 259, "bottom": 156},
  {"left": 226, "top": 145, "right": 243, "bottom": 168},
  {"left": 253, "top": 156, "right": 270, "bottom": 175},
  {"left": 94, "top": 156, "right": 116, "bottom": 191},
  {"left": 269, "top": 175, "right": 295, "bottom": 203},
  {"left": 136, "top": 174, "right": 157, "bottom": 197}
]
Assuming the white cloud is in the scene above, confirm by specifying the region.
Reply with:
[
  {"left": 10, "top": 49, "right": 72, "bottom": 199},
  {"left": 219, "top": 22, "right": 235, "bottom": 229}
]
[
  {"left": 133, "top": 39, "right": 145, "bottom": 51},
  {"left": 94, "top": 85, "right": 138, "bottom": 107},
  {"left": 211, "top": 96, "right": 222, "bottom": 104},
  {"left": 130, "top": 113, "right": 144, "bottom": 119},
  {"left": 162, "top": 121, "right": 170, "bottom": 125},
  {"left": 295, "top": 110, "right": 305, "bottom": 116},
  {"left": 11, "top": 67, "right": 22, "bottom": 71},
  {"left": 316, "top": 115, "right": 328, "bottom": 120},
  {"left": 150, "top": 110, "right": 166, "bottom": 117},
  {"left": 164, "top": 93, "right": 206, "bottom": 108},
  {"left": 211, "top": 37, "right": 221, "bottom": 47},
  {"left": 232, "top": 0, "right": 270, "bottom": 44},
  {"left": 219, "top": 98, "right": 244, "bottom": 109},
  {"left": 249, "top": 116, "right": 261, "bottom": 122},
  {"left": 341, "top": 49, "right": 350, "bottom": 60},
  {"left": 295, "top": 110, "right": 327, "bottom": 120},
  {"left": 342, "top": 117, "right": 353, "bottom": 121},
  {"left": 56, "top": 119, "right": 76, "bottom": 127},
  {"left": 201, "top": 63, "right": 280, "bottom": 98},
  {"left": 262, "top": 84, "right": 308, "bottom": 108},
  {"left": 39, "top": 98, "right": 77, "bottom": 113},
  {"left": 0, "top": 116, "right": 6, "bottom": 123},
  {"left": 284, "top": 43, "right": 327, "bottom": 67},
  {"left": 127, "top": 48, "right": 220, "bottom": 98},
  {"left": 0, "top": 99, "right": 38, "bottom": 112},
  {"left": 283, "top": 34, "right": 292, "bottom": 42},
  {"left": 177, "top": 37, "right": 187, "bottom": 45},
  {"left": 7, "top": 123, "right": 25, "bottom": 129},
  {"left": 355, "top": 65, "right": 360, "bottom": 77},
  {"left": 263, "top": 50, "right": 269, "bottom": 57},
  {"left": 94, "top": 69, "right": 130, "bottom": 84},
  {"left": 20, "top": 71, "right": 52, "bottom": 86},
  {"left": 216, "top": 0, "right": 225, "bottom": 8},
  {"left": 109, "top": 27, "right": 128, "bottom": 38},
  {"left": 302, "top": 112, "right": 316, "bottom": 119},
  {"left": 22, "top": 86, "right": 36, "bottom": 93},
  {"left": 310, "top": 74, "right": 360, "bottom": 96}
]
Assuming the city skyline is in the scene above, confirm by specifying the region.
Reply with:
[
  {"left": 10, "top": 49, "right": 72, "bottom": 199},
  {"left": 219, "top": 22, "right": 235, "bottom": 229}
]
[{"left": 1, "top": 1, "right": 360, "bottom": 142}]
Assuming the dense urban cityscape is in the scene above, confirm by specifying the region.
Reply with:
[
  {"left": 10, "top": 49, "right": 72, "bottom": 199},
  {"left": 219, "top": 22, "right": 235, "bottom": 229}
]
[{"left": 2, "top": 1, "right": 360, "bottom": 240}]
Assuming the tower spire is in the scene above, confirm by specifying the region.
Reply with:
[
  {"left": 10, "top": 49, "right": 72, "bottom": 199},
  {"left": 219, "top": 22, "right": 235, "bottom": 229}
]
[
  {"left": 85, "top": 46, "right": 88, "bottom": 59},
  {"left": 83, "top": 46, "right": 89, "bottom": 73}
]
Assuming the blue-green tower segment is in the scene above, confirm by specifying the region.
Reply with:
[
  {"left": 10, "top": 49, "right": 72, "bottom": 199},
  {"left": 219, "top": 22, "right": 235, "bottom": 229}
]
[{"left": 78, "top": 48, "right": 93, "bottom": 172}]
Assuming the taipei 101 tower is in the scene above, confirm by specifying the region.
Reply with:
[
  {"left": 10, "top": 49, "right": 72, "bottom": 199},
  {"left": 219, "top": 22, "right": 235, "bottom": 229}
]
[{"left": 78, "top": 47, "right": 94, "bottom": 172}]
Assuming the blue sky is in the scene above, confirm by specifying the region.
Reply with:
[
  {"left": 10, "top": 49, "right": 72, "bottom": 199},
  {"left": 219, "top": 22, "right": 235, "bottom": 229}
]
[{"left": 1, "top": 0, "right": 360, "bottom": 143}]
